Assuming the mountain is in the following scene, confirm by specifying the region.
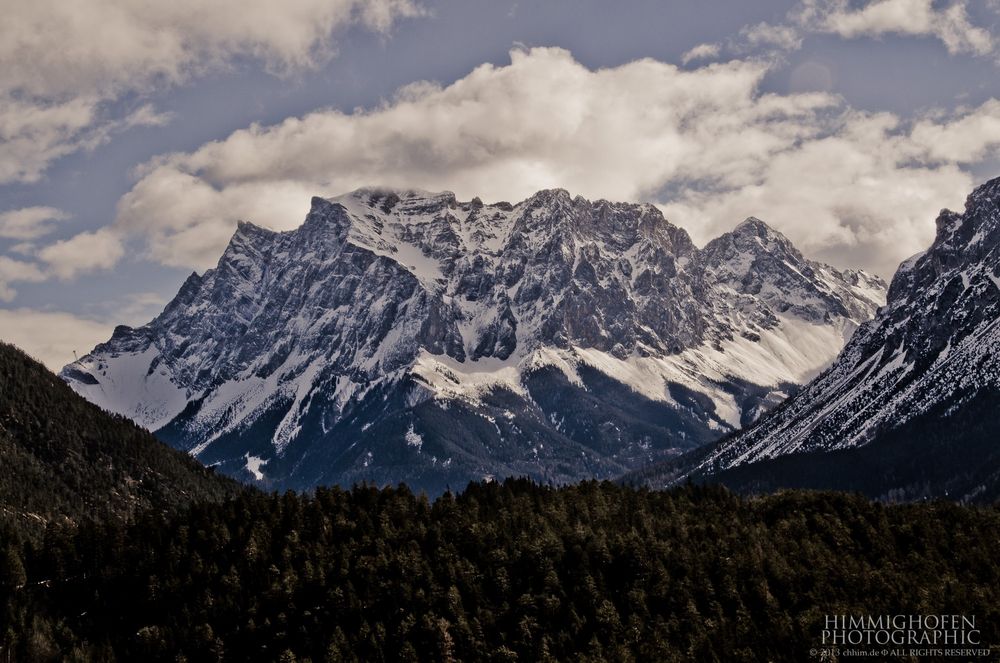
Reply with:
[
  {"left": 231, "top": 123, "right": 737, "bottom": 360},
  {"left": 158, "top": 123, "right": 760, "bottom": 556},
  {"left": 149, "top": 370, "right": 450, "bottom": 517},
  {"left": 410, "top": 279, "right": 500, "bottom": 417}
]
[
  {"left": 0, "top": 342, "right": 238, "bottom": 531},
  {"left": 61, "top": 188, "right": 884, "bottom": 494},
  {"left": 634, "top": 176, "right": 1000, "bottom": 502}
]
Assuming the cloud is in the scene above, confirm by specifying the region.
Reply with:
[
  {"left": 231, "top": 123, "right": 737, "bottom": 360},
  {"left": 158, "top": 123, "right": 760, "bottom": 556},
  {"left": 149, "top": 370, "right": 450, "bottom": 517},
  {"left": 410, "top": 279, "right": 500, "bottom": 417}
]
[
  {"left": 739, "top": 22, "right": 804, "bottom": 51},
  {"left": 0, "top": 97, "right": 177, "bottom": 184},
  {"left": 681, "top": 43, "right": 721, "bottom": 65},
  {"left": 0, "top": 291, "right": 169, "bottom": 370},
  {"left": 0, "top": 308, "right": 114, "bottom": 371},
  {"left": 0, "top": 256, "right": 46, "bottom": 302},
  {"left": 740, "top": 0, "right": 995, "bottom": 59},
  {"left": 94, "top": 291, "right": 169, "bottom": 327},
  {"left": 36, "top": 228, "right": 126, "bottom": 280},
  {"left": 814, "top": 0, "right": 993, "bottom": 55},
  {"left": 906, "top": 99, "right": 1000, "bottom": 162},
  {"left": 107, "top": 47, "right": 1000, "bottom": 279},
  {"left": 0, "top": 206, "right": 70, "bottom": 240},
  {"left": 114, "top": 49, "right": 829, "bottom": 265},
  {"left": 0, "top": 93, "right": 136, "bottom": 184},
  {"left": 0, "top": 0, "right": 424, "bottom": 183},
  {"left": 0, "top": 224, "right": 124, "bottom": 300}
]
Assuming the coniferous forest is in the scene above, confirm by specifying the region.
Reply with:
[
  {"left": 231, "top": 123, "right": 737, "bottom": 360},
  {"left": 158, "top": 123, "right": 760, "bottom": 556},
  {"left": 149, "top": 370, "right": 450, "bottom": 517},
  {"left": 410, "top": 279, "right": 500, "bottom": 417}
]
[
  {"left": 3, "top": 342, "right": 1000, "bottom": 661},
  {"left": 3, "top": 481, "right": 1000, "bottom": 662},
  {"left": 0, "top": 342, "right": 239, "bottom": 530}
]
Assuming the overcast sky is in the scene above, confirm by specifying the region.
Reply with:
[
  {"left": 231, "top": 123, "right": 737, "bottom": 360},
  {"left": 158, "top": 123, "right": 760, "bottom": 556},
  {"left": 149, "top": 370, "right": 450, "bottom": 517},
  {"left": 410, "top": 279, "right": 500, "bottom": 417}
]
[{"left": 3, "top": 0, "right": 1000, "bottom": 369}]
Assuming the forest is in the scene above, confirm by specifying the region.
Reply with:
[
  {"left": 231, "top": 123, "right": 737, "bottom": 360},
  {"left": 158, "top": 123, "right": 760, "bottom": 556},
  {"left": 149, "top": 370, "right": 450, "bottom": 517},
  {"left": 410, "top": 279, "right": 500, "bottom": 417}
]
[
  {"left": 3, "top": 480, "right": 999, "bottom": 662},
  {"left": 0, "top": 342, "right": 238, "bottom": 530},
  {"left": 3, "top": 342, "right": 1000, "bottom": 661}
]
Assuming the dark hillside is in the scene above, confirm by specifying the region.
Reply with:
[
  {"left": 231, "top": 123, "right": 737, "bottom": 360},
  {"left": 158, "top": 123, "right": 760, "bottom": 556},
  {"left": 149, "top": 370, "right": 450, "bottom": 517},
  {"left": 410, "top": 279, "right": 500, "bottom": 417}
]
[{"left": 0, "top": 341, "right": 239, "bottom": 532}]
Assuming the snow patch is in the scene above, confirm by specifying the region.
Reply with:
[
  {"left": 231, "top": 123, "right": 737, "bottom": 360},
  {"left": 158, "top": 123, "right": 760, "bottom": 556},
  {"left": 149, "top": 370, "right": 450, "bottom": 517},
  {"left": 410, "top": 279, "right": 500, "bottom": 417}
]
[
  {"left": 404, "top": 424, "right": 423, "bottom": 451},
  {"left": 245, "top": 454, "right": 267, "bottom": 481},
  {"left": 63, "top": 347, "right": 189, "bottom": 431}
]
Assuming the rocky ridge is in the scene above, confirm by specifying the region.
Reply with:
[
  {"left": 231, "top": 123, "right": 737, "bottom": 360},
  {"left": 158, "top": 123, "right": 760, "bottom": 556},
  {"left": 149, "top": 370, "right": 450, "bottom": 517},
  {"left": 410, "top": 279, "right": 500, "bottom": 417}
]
[{"left": 62, "top": 187, "right": 885, "bottom": 494}]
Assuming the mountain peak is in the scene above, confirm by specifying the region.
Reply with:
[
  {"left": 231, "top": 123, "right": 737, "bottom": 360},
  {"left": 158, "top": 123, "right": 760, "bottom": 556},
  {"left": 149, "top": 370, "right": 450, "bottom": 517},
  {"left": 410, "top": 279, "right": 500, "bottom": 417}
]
[
  {"left": 525, "top": 188, "right": 573, "bottom": 205},
  {"left": 924, "top": 174, "right": 1000, "bottom": 248},
  {"left": 967, "top": 174, "right": 1000, "bottom": 208},
  {"left": 703, "top": 216, "right": 798, "bottom": 260},
  {"left": 678, "top": 176, "right": 1000, "bottom": 497},
  {"left": 731, "top": 216, "right": 786, "bottom": 241},
  {"left": 233, "top": 219, "right": 273, "bottom": 236},
  {"left": 224, "top": 220, "right": 279, "bottom": 259},
  {"left": 941, "top": 174, "right": 1000, "bottom": 245},
  {"left": 63, "top": 186, "right": 886, "bottom": 495},
  {"left": 337, "top": 187, "right": 458, "bottom": 213}
]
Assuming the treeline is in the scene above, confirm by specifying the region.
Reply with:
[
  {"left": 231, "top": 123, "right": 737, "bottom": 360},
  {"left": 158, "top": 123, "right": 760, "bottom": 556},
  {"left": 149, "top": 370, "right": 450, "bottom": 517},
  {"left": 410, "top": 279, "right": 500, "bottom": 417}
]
[{"left": 3, "top": 480, "right": 999, "bottom": 662}]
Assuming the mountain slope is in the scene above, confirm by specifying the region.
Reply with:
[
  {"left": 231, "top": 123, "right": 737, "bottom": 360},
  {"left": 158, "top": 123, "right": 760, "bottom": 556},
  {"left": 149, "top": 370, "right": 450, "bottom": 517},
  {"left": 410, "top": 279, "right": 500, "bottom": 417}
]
[
  {"left": 638, "top": 176, "right": 1000, "bottom": 502},
  {"left": 0, "top": 342, "right": 238, "bottom": 530},
  {"left": 62, "top": 188, "right": 884, "bottom": 494}
]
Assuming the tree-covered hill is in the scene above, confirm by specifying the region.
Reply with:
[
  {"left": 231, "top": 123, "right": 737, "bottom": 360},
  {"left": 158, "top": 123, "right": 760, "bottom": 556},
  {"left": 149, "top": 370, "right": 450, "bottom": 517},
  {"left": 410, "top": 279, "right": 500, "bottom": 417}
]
[
  {"left": 3, "top": 480, "right": 999, "bottom": 661},
  {"left": 0, "top": 342, "right": 239, "bottom": 532}
]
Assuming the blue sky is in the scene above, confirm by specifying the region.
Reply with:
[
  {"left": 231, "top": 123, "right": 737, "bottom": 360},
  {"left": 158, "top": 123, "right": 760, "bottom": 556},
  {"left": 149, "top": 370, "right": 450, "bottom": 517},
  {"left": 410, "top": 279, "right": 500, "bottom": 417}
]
[{"left": 3, "top": 0, "right": 1000, "bottom": 368}]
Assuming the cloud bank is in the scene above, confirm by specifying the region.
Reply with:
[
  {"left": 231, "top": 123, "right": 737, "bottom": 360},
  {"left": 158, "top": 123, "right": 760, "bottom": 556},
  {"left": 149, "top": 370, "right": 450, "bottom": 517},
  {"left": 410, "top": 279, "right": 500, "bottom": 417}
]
[
  {"left": 0, "top": 0, "right": 424, "bottom": 184},
  {"left": 108, "top": 47, "right": 1000, "bottom": 278}
]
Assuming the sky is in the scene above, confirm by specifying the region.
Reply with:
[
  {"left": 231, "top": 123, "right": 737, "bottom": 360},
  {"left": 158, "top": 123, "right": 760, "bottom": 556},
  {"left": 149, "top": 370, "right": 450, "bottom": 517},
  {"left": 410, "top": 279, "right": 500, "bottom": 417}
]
[{"left": 3, "top": 0, "right": 1000, "bottom": 369}]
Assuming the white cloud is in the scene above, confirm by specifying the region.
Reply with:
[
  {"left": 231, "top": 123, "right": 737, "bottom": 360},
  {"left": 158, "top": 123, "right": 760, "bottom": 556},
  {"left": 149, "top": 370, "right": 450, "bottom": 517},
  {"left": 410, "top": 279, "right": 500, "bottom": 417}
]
[
  {"left": 0, "top": 225, "right": 125, "bottom": 301},
  {"left": 36, "top": 228, "right": 126, "bottom": 280},
  {"left": 0, "top": 96, "right": 99, "bottom": 184},
  {"left": 106, "top": 47, "right": 1000, "bottom": 279},
  {"left": 815, "top": 0, "right": 993, "bottom": 55},
  {"left": 739, "top": 22, "right": 804, "bottom": 51},
  {"left": 0, "top": 206, "right": 70, "bottom": 240},
  {"left": 114, "top": 49, "right": 831, "bottom": 265},
  {"left": 906, "top": 99, "right": 1000, "bottom": 162},
  {"left": 681, "top": 43, "right": 721, "bottom": 64},
  {"left": 106, "top": 291, "right": 169, "bottom": 327},
  {"left": 0, "top": 0, "right": 424, "bottom": 183},
  {"left": 0, "top": 256, "right": 46, "bottom": 302},
  {"left": 0, "top": 308, "right": 114, "bottom": 371},
  {"left": 742, "top": 0, "right": 995, "bottom": 59}
]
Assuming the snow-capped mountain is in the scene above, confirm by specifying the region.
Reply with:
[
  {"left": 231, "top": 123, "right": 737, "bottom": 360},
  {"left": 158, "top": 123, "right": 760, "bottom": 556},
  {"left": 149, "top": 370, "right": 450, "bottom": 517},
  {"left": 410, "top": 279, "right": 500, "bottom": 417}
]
[
  {"left": 61, "top": 188, "right": 884, "bottom": 494},
  {"left": 647, "top": 176, "right": 1000, "bottom": 502}
]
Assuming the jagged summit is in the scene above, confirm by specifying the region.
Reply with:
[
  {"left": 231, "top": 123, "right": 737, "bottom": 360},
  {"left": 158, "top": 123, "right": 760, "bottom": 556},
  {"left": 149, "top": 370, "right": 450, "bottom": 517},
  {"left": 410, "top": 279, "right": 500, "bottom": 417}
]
[
  {"left": 702, "top": 214, "right": 886, "bottom": 324},
  {"left": 966, "top": 173, "right": 1000, "bottom": 207},
  {"left": 710, "top": 216, "right": 799, "bottom": 254},
  {"left": 731, "top": 215, "right": 780, "bottom": 235},
  {"left": 341, "top": 187, "right": 461, "bottom": 213},
  {"left": 62, "top": 187, "right": 885, "bottom": 495}
]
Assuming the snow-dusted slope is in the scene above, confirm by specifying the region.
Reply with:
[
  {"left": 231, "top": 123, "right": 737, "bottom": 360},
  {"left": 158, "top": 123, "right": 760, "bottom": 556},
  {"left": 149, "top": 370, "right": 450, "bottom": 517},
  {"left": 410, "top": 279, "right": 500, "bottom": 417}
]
[
  {"left": 658, "top": 176, "right": 1000, "bottom": 500},
  {"left": 62, "top": 187, "right": 884, "bottom": 494}
]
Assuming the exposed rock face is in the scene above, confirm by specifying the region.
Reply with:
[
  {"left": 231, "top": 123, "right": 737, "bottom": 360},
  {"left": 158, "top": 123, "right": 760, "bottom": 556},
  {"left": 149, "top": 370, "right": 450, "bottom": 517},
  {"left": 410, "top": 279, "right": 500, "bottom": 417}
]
[{"left": 62, "top": 187, "right": 885, "bottom": 494}]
